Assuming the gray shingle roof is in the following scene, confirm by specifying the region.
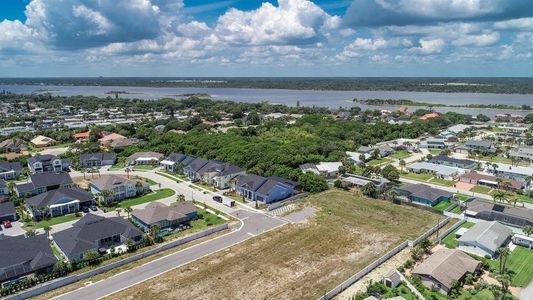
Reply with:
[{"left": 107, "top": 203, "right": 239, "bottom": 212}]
[
  {"left": 52, "top": 214, "right": 143, "bottom": 257},
  {"left": 16, "top": 173, "right": 74, "bottom": 195},
  {"left": 397, "top": 184, "right": 453, "bottom": 201},
  {"left": 90, "top": 175, "right": 135, "bottom": 191},
  {"left": 458, "top": 221, "right": 512, "bottom": 253},
  {"left": 185, "top": 158, "right": 209, "bottom": 172},
  {"left": 430, "top": 155, "right": 477, "bottom": 166},
  {"left": 166, "top": 153, "right": 187, "bottom": 163},
  {"left": 0, "top": 160, "right": 23, "bottom": 173},
  {"left": 466, "top": 198, "right": 533, "bottom": 227},
  {"left": 80, "top": 152, "right": 116, "bottom": 163},
  {"left": 236, "top": 174, "right": 268, "bottom": 191},
  {"left": 25, "top": 188, "right": 94, "bottom": 210},
  {"left": 0, "top": 179, "right": 6, "bottom": 189},
  {"left": 0, "top": 234, "right": 57, "bottom": 282},
  {"left": 0, "top": 201, "right": 15, "bottom": 217},
  {"left": 132, "top": 202, "right": 196, "bottom": 225}
]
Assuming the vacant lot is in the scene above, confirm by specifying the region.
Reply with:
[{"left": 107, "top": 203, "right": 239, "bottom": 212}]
[{"left": 106, "top": 189, "right": 438, "bottom": 300}]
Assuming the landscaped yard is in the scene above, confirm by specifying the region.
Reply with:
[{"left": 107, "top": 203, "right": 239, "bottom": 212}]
[
  {"left": 429, "top": 149, "right": 443, "bottom": 155},
  {"left": 401, "top": 172, "right": 433, "bottom": 181},
  {"left": 106, "top": 189, "right": 439, "bottom": 300},
  {"left": 390, "top": 150, "right": 412, "bottom": 159},
  {"left": 106, "top": 188, "right": 176, "bottom": 211},
  {"left": 433, "top": 200, "right": 454, "bottom": 212},
  {"left": 477, "top": 155, "right": 531, "bottom": 167},
  {"left": 132, "top": 165, "right": 157, "bottom": 171},
  {"left": 485, "top": 246, "right": 533, "bottom": 287},
  {"left": 470, "top": 185, "right": 493, "bottom": 194},
  {"left": 441, "top": 221, "right": 474, "bottom": 249},
  {"left": 367, "top": 158, "right": 391, "bottom": 166},
  {"left": 429, "top": 177, "right": 455, "bottom": 187},
  {"left": 23, "top": 213, "right": 82, "bottom": 230},
  {"left": 454, "top": 194, "right": 471, "bottom": 201}
]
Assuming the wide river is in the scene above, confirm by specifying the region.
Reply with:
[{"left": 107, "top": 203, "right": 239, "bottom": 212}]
[{"left": 2, "top": 84, "right": 533, "bottom": 117}]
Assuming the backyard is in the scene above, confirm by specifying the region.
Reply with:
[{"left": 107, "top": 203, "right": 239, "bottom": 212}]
[
  {"left": 390, "top": 150, "right": 411, "bottom": 160},
  {"left": 105, "top": 188, "right": 176, "bottom": 211},
  {"left": 106, "top": 189, "right": 439, "bottom": 300},
  {"left": 441, "top": 221, "right": 475, "bottom": 249},
  {"left": 401, "top": 172, "right": 433, "bottom": 181},
  {"left": 368, "top": 158, "right": 391, "bottom": 166}
]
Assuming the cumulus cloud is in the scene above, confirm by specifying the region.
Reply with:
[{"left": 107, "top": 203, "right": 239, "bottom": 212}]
[
  {"left": 409, "top": 38, "right": 445, "bottom": 54},
  {"left": 212, "top": 0, "right": 340, "bottom": 46},
  {"left": 495, "top": 18, "right": 533, "bottom": 30},
  {"left": 343, "top": 0, "right": 533, "bottom": 27},
  {"left": 0, "top": 19, "right": 40, "bottom": 53}
]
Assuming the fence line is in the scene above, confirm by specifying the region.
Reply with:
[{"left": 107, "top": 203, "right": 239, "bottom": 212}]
[
  {"left": 267, "top": 193, "right": 309, "bottom": 211},
  {"left": 318, "top": 217, "right": 450, "bottom": 300},
  {"left": 396, "top": 270, "right": 426, "bottom": 300},
  {"left": 7, "top": 224, "right": 228, "bottom": 300},
  {"left": 438, "top": 219, "right": 467, "bottom": 242}
]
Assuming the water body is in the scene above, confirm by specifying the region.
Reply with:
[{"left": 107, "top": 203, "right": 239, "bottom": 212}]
[{"left": 2, "top": 84, "right": 533, "bottom": 117}]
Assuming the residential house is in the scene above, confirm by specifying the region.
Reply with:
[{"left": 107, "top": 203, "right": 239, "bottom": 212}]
[
  {"left": 395, "top": 183, "right": 453, "bottom": 206},
  {"left": 412, "top": 248, "right": 480, "bottom": 294},
  {"left": 346, "top": 151, "right": 369, "bottom": 164},
  {"left": 98, "top": 133, "right": 126, "bottom": 146},
  {"left": 79, "top": 152, "right": 117, "bottom": 168},
  {"left": 0, "top": 202, "right": 16, "bottom": 222},
  {"left": 0, "top": 138, "right": 27, "bottom": 153},
  {"left": 458, "top": 172, "right": 523, "bottom": 192},
  {"left": 0, "top": 234, "right": 57, "bottom": 285},
  {"left": 429, "top": 155, "right": 478, "bottom": 170},
  {"left": 30, "top": 135, "right": 56, "bottom": 148},
  {"left": 25, "top": 188, "right": 94, "bottom": 219},
  {"left": 509, "top": 146, "right": 533, "bottom": 163},
  {"left": 339, "top": 173, "right": 389, "bottom": 191},
  {"left": 126, "top": 152, "right": 164, "bottom": 166},
  {"left": 300, "top": 162, "right": 343, "bottom": 179},
  {"left": 28, "top": 154, "right": 70, "bottom": 174},
  {"left": 0, "top": 160, "right": 23, "bottom": 180},
  {"left": 407, "top": 162, "right": 464, "bottom": 179},
  {"left": 183, "top": 158, "right": 209, "bottom": 181},
  {"left": 419, "top": 112, "right": 440, "bottom": 120},
  {"left": 0, "top": 179, "right": 7, "bottom": 196},
  {"left": 455, "top": 140, "right": 496, "bottom": 154},
  {"left": 489, "top": 163, "right": 533, "bottom": 181},
  {"left": 378, "top": 145, "right": 395, "bottom": 157},
  {"left": 464, "top": 198, "right": 533, "bottom": 228},
  {"left": 458, "top": 221, "right": 512, "bottom": 258},
  {"left": 419, "top": 138, "right": 447, "bottom": 149},
  {"left": 160, "top": 153, "right": 187, "bottom": 173},
  {"left": 89, "top": 175, "right": 149, "bottom": 204},
  {"left": 14, "top": 173, "right": 74, "bottom": 197},
  {"left": 512, "top": 234, "right": 533, "bottom": 248},
  {"left": 357, "top": 146, "right": 374, "bottom": 154},
  {"left": 108, "top": 137, "right": 142, "bottom": 148},
  {"left": 72, "top": 131, "right": 90, "bottom": 141},
  {"left": 199, "top": 161, "right": 246, "bottom": 189},
  {"left": 131, "top": 201, "right": 198, "bottom": 233},
  {"left": 52, "top": 214, "right": 144, "bottom": 262},
  {"left": 235, "top": 175, "right": 298, "bottom": 204}
]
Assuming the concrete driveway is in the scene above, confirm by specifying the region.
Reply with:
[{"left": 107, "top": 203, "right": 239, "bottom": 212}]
[{"left": 1, "top": 221, "right": 25, "bottom": 236}]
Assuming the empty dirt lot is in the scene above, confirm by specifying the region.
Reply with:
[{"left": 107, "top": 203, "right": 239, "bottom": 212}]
[{"left": 106, "top": 189, "right": 439, "bottom": 300}]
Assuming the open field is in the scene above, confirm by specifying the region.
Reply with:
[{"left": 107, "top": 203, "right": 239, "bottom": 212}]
[{"left": 106, "top": 189, "right": 438, "bottom": 300}]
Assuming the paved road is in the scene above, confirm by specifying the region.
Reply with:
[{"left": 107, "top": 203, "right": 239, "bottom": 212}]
[{"left": 52, "top": 209, "right": 285, "bottom": 300}]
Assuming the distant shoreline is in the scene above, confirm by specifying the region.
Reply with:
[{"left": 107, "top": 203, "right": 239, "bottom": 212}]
[{"left": 353, "top": 99, "right": 533, "bottom": 112}]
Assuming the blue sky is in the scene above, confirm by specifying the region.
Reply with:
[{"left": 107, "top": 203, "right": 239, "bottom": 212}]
[{"left": 0, "top": 0, "right": 532, "bottom": 77}]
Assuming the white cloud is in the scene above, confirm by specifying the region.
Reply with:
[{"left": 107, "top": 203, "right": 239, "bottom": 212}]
[
  {"left": 213, "top": 0, "right": 340, "bottom": 46},
  {"left": 409, "top": 38, "right": 445, "bottom": 54},
  {"left": 452, "top": 32, "right": 500, "bottom": 47},
  {"left": 495, "top": 18, "right": 533, "bottom": 30}
]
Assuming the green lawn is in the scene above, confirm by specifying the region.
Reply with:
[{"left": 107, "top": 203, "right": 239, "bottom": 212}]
[
  {"left": 107, "top": 188, "right": 176, "bottom": 211},
  {"left": 433, "top": 201, "right": 453, "bottom": 212},
  {"left": 477, "top": 155, "right": 531, "bottom": 167},
  {"left": 514, "top": 194, "right": 533, "bottom": 204},
  {"left": 401, "top": 172, "right": 433, "bottom": 181},
  {"left": 485, "top": 246, "right": 533, "bottom": 287},
  {"left": 429, "top": 149, "right": 444, "bottom": 155},
  {"left": 367, "top": 158, "right": 391, "bottom": 166},
  {"left": 132, "top": 165, "right": 156, "bottom": 171},
  {"left": 24, "top": 214, "right": 82, "bottom": 230},
  {"left": 470, "top": 185, "right": 493, "bottom": 194},
  {"left": 51, "top": 244, "right": 63, "bottom": 259},
  {"left": 454, "top": 194, "right": 471, "bottom": 201},
  {"left": 390, "top": 150, "right": 411, "bottom": 159},
  {"left": 161, "top": 208, "right": 226, "bottom": 241},
  {"left": 451, "top": 205, "right": 463, "bottom": 214},
  {"left": 441, "top": 222, "right": 475, "bottom": 249},
  {"left": 429, "top": 177, "right": 455, "bottom": 187}
]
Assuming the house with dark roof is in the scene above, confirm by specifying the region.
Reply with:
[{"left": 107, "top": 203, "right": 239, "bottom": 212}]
[
  {"left": 198, "top": 161, "right": 246, "bottom": 189},
  {"left": 160, "top": 153, "right": 188, "bottom": 173},
  {"left": 79, "top": 152, "right": 117, "bottom": 168},
  {"left": 464, "top": 198, "right": 533, "bottom": 228},
  {"left": 0, "top": 179, "right": 7, "bottom": 196},
  {"left": 429, "top": 155, "right": 478, "bottom": 170},
  {"left": 395, "top": 183, "right": 454, "bottom": 206},
  {"left": 0, "top": 234, "right": 57, "bottom": 284},
  {"left": 0, "top": 160, "right": 23, "bottom": 180},
  {"left": 0, "top": 202, "right": 16, "bottom": 222},
  {"left": 412, "top": 248, "right": 480, "bottom": 294},
  {"left": 235, "top": 174, "right": 297, "bottom": 204},
  {"left": 28, "top": 154, "right": 70, "bottom": 174},
  {"left": 52, "top": 214, "right": 143, "bottom": 262},
  {"left": 340, "top": 173, "right": 389, "bottom": 191},
  {"left": 183, "top": 158, "right": 210, "bottom": 181},
  {"left": 25, "top": 188, "right": 94, "bottom": 219},
  {"left": 14, "top": 173, "right": 74, "bottom": 197},
  {"left": 458, "top": 221, "right": 512, "bottom": 257},
  {"left": 89, "top": 175, "right": 149, "bottom": 204},
  {"left": 0, "top": 138, "right": 27, "bottom": 153},
  {"left": 131, "top": 202, "right": 198, "bottom": 233}
]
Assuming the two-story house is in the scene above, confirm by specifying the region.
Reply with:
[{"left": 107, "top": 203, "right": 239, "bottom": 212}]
[
  {"left": 79, "top": 152, "right": 117, "bottom": 168},
  {"left": 14, "top": 173, "right": 74, "bottom": 197},
  {"left": 28, "top": 154, "right": 70, "bottom": 174},
  {"left": 0, "top": 160, "right": 23, "bottom": 180},
  {"left": 89, "top": 175, "right": 149, "bottom": 204},
  {"left": 52, "top": 214, "right": 144, "bottom": 262},
  {"left": 25, "top": 187, "right": 94, "bottom": 219},
  {"left": 160, "top": 153, "right": 188, "bottom": 173},
  {"left": 183, "top": 158, "right": 209, "bottom": 181},
  {"left": 198, "top": 161, "right": 246, "bottom": 189},
  {"left": 234, "top": 175, "right": 298, "bottom": 204}
]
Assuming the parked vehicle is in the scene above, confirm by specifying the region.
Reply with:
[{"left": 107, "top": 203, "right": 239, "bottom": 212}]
[
  {"left": 222, "top": 198, "right": 235, "bottom": 207},
  {"left": 90, "top": 205, "right": 98, "bottom": 212},
  {"left": 212, "top": 196, "right": 223, "bottom": 203},
  {"left": 2, "top": 220, "right": 11, "bottom": 228},
  {"left": 82, "top": 206, "right": 90, "bottom": 213}
]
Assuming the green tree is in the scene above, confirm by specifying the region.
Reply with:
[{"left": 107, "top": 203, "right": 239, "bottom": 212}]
[
  {"left": 298, "top": 172, "right": 328, "bottom": 194},
  {"left": 83, "top": 249, "right": 100, "bottom": 264},
  {"left": 361, "top": 183, "right": 378, "bottom": 198},
  {"left": 496, "top": 247, "right": 511, "bottom": 274},
  {"left": 523, "top": 225, "right": 533, "bottom": 237}
]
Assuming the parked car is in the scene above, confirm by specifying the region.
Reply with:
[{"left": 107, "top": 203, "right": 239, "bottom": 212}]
[
  {"left": 82, "top": 206, "right": 90, "bottom": 213},
  {"left": 212, "top": 196, "right": 223, "bottom": 203},
  {"left": 2, "top": 220, "right": 11, "bottom": 228},
  {"left": 90, "top": 205, "right": 98, "bottom": 212},
  {"left": 223, "top": 198, "right": 235, "bottom": 207}
]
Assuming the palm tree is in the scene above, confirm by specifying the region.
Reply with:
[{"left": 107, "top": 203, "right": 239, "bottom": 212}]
[
  {"left": 492, "top": 190, "right": 507, "bottom": 204},
  {"left": 116, "top": 208, "right": 123, "bottom": 217},
  {"left": 176, "top": 194, "right": 186, "bottom": 203},
  {"left": 149, "top": 224, "right": 160, "bottom": 240},
  {"left": 125, "top": 167, "right": 131, "bottom": 179},
  {"left": 523, "top": 225, "right": 533, "bottom": 237},
  {"left": 399, "top": 160, "right": 406, "bottom": 173},
  {"left": 496, "top": 247, "right": 511, "bottom": 274},
  {"left": 43, "top": 225, "right": 52, "bottom": 238},
  {"left": 124, "top": 206, "right": 133, "bottom": 219}
]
